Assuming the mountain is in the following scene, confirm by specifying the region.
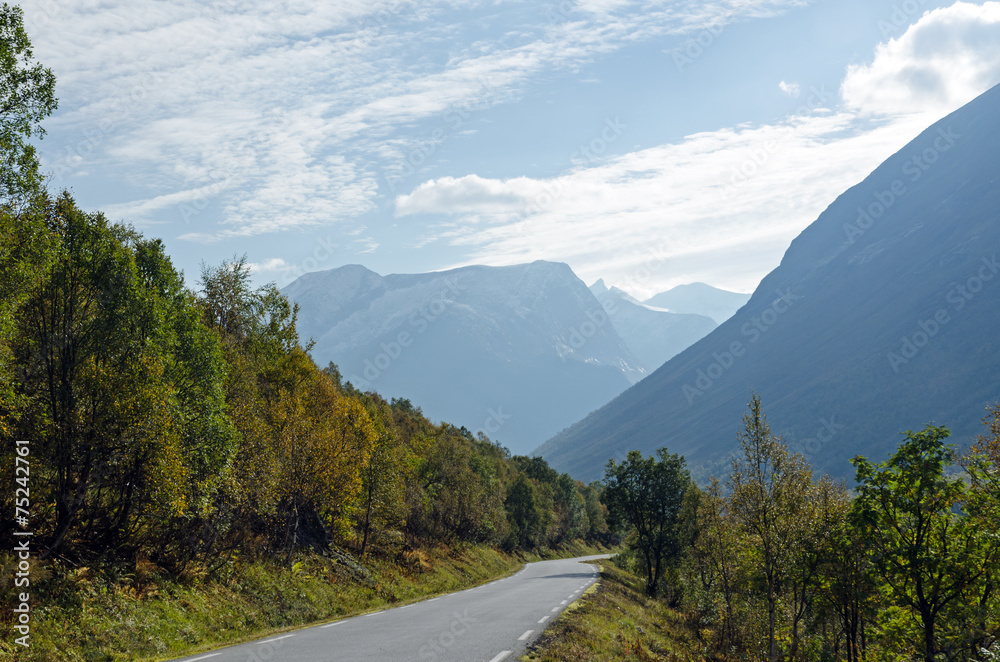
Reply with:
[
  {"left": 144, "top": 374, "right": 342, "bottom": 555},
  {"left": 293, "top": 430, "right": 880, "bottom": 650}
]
[
  {"left": 284, "top": 261, "right": 645, "bottom": 455},
  {"left": 644, "top": 283, "right": 751, "bottom": 324},
  {"left": 535, "top": 83, "right": 1000, "bottom": 483},
  {"left": 590, "top": 280, "right": 717, "bottom": 371}
]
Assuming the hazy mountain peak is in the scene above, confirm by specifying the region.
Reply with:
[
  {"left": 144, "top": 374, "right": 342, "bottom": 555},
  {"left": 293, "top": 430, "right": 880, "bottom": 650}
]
[
  {"left": 644, "top": 283, "right": 751, "bottom": 323},
  {"left": 284, "top": 261, "right": 644, "bottom": 454}
]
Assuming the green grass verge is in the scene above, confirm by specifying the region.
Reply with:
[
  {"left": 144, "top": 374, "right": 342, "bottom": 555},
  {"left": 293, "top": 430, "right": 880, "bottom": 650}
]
[
  {"left": 0, "top": 541, "right": 615, "bottom": 661},
  {"left": 522, "top": 559, "right": 704, "bottom": 662}
]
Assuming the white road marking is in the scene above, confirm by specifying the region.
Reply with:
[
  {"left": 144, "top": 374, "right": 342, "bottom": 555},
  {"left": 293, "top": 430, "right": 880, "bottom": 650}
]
[
  {"left": 518, "top": 630, "right": 534, "bottom": 641},
  {"left": 257, "top": 634, "right": 295, "bottom": 644},
  {"left": 489, "top": 652, "right": 512, "bottom": 662},
  {"left": 182, "top": 655, "right": 221, "bottom": 661},
  {"left": 538, "top": 616, "right": 550, "bottom": 624},
  {"left": 560, "top": 600, "right": 567, "bottom": 605},
  {"left": 551, "top": 606, "right": 560, "bottom": 612},
  {"left": 320, "top": 621, "right": 343, "bottom": 629}
]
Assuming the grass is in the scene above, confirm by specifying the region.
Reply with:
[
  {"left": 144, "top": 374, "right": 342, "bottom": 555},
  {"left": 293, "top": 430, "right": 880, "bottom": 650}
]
[
  {"left": 522, "top": 559, "right": 706, "bottom": 662},
  {"left": 0, "top": 540, "right": 615, "bottom": 661}
]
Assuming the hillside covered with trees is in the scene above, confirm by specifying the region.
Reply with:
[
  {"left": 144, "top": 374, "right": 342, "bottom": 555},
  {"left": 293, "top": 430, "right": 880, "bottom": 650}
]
[{"left": 592, "top": 395, "right": 1000, "bottom": 661}]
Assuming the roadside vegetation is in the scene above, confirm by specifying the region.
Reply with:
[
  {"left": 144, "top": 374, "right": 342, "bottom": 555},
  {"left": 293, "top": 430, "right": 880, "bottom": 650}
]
[{"left": 533, "top": 396, "right": 1000, "bottom": 661}]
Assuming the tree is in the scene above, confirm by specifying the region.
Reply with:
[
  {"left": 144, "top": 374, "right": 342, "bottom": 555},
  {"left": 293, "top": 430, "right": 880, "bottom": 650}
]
[
  {"left": 691, "top": 478, "right": 742, "bottom": 650},
  {"left": 0, "top": 4, "right": 58, "bottom": 205},
  {"left": 14, "top": 194, "right": 233, "bottom": 560},
  {"left": 729, "top": 394, "right": 812, "bottom": 662},
  {"left": 506, "top": 473, "right": 543, "bottom": 549},
  {"left": 784, "top": 475, "right": 850, "bottom": 661},
  {"left": 962, "top": 405, "right": 1000, "bottom": 652},
  {"left": 602, "top": 448, "right": 690, "bottom": 597},
  {"left": 357, "top": 397, "right": 406, "bottom": 557},
  {"left": 852, "top": 425, "right": 989, "bottom": 662}
]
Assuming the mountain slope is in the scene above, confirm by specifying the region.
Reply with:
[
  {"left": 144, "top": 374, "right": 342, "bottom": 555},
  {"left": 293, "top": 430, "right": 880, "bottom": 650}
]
[
  {"left": 590, "top": 280, "right": 717, "bottom": 371},
  {"left": 644, "top": 283, "right": 751, "bottom": 324},
  {"left": 535, "top": 84, "right": 1000, "bottom": 482},
  {"left": 284, "top": 261, "right": 644, "bottom": 455}
]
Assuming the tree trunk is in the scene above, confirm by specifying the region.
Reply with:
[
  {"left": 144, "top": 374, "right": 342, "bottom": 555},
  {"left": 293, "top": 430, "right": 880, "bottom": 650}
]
[
  {"left": 360, "top": 482, "right": 374, "bottom": 557},
  {"left": 922, "top": 609, "right": 936, "bottom": 662},
  {"left": 768, "top": 569, "right": 778, "bottom": 662}
]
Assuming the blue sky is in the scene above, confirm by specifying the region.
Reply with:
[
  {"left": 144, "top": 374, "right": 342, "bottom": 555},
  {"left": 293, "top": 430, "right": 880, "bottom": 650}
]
[{"left": 28, "top": 0, "right": 1000, "bottom": 297}]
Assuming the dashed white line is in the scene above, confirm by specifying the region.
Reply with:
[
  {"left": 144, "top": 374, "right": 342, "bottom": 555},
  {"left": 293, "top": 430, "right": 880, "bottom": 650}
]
[
  {"left": 365, "top": 611, "right": 384, "bottom": 617},
  {"left": 257, "top": 634, "right": 295, "bottom": 645},
  {"left": 320, "top": 621, "right": 343, "bottom": 629},
  {"left": 519, "top": 630, "right": 534, "bottom": 641},
  {"left": 560, "top": 600, "right": 568, "bottom": 605},
  {"left": 489, "top": 651, "right": 512, "bottom": 662},
  {"left": 551, "top": 606, "right": 560, "bottom": 612},
  {"left": 538, "top": 616, "right": 550, "bottom": 624},
  {"left": 182, "top": 655, "right": 220, "bottom": 661},
  {"left": 427, "top": 597, "right": 440, "bottom": 602}
]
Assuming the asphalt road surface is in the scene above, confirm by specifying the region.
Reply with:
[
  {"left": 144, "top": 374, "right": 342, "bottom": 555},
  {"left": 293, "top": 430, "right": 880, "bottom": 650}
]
[{"left": 168, "top": 554, "right": 609, "bottom": 662}]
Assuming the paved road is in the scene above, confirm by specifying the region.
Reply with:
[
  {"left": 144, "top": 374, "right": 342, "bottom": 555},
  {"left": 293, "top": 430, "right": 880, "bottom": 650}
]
[{"left": 168, "top": 554, "right": 608, "bottom": 662}]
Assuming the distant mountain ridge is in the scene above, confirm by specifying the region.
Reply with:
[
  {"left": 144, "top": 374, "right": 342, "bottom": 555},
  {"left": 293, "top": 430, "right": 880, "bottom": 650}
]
[
  {"left": 535, "top": 83, "right": 1000, "bottom": 482},
  {"left": 284, "top": 261, "right": 646, "bottom": 454},
  {"left": 590, "top": 280, "right": 717, "bottom": 371},
  {"left": 644, "top": 283, "right": 751, "bottom": 324}
]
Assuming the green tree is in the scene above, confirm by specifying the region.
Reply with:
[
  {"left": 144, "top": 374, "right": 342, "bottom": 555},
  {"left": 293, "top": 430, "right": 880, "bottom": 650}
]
[
  {"left": 506, "top": 473, "right": 543, "bottom": 549},
  {"left": 729, "top": 394, "right": 812, "bottom": 662},
  {"left": 602, "top": 448, "right": 690, "bottom": 597},
  {"left": 0, "top": 4, "right": 57, "bottom": 205},
  {"left": 852, "top": 425, "right": 989, "bottom": 661},
  {"left": 357, "top": 397, "right": 406, "bottom": 557},
  {"left": 14, "top": 194, "right": 233, "bottom": 559},
  {"left": 691, "top": 478, "right": 743, "bottom": 651},
  {"left": 963, "top": 405, "right": 1000, "bottom": 652}
]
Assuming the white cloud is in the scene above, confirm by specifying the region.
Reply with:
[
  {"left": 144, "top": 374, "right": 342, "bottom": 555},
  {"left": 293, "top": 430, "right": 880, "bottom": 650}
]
[
  {"left": 779, "top": 80, "right": 801, "bottom": 97},
  {"left": 249, "top": 258, "right": 290, "bottom": 274},
  {"left": 842, "top": 1, "right": 1000, "bottom": 117},
  {"left": 396, "top": 175, "right": 553, "bottom": 217}
]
